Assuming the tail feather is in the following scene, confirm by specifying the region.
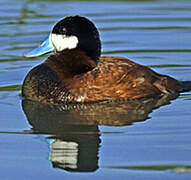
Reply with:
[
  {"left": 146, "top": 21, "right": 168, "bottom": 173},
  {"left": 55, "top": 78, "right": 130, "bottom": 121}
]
[{"left": 179, "top": 81, "right": 191, "bottom": 93}]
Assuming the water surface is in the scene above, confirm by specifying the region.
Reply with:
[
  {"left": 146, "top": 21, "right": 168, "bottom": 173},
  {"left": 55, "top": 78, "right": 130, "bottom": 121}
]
[{"left": 1, "top": 0, "right": 191, "bottom": 179}]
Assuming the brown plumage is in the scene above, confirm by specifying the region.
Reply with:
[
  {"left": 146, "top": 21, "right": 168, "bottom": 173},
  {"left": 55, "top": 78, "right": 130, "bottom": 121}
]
[
  {"left": 22, "top": 16, "right": 187, "bottom": 104},
  {"left": 22, "top": 49, "right": 181, "bottom": 104}
]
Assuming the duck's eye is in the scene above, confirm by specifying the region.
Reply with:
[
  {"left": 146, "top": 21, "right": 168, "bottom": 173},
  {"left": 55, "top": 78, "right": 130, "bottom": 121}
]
[
  {"left": 62, "top": 27, "right": 67, "bottom": 33},
  {"left": 59, "top": 26, "right": 67, "bottom": 34}
]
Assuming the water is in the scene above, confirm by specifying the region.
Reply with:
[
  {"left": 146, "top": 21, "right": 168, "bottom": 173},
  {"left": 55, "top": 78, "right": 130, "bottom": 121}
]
[{"left": 1, "top": 0, "right": 191, "bottom": 179}]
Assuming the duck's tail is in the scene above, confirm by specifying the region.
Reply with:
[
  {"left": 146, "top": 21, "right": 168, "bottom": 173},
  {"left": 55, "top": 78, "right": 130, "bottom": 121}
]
[{"left": 179, "top": 81, "right": 191, "bottom": 93}]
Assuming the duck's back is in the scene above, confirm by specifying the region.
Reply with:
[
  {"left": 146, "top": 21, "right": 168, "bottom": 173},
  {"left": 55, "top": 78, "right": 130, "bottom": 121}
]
[
  {"left": 22, "top": 56, "right": 181, "bottom": 104},
  {"left": 68, "top": 57, "right": 180, "bottom": 102}
]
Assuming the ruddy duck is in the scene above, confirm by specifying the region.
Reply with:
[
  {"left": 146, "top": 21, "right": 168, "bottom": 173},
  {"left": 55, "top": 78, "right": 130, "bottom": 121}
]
[{"left": 22, "top": 16, "right": 190, "bottom": 104}]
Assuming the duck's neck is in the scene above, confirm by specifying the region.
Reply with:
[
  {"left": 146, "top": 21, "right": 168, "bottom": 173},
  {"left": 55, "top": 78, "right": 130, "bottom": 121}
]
[{"left": 44, "top": 49, "right": 97, "bottom": 78}]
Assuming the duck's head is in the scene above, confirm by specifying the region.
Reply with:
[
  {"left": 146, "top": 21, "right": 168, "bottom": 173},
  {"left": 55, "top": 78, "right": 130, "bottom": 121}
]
[{"left": 24, "top": 16, "right": 101, "bottom": 62}]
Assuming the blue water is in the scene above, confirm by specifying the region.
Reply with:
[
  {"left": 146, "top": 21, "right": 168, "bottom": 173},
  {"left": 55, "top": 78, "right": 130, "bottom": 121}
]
[{"left": 1, "top": 0, "right": 191, "bottom": 179}]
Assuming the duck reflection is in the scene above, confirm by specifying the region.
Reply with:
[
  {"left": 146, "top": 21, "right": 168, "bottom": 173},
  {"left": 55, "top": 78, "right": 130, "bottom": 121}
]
[{"left": 22, "top": 94, "right": 178, "bottom": 172}]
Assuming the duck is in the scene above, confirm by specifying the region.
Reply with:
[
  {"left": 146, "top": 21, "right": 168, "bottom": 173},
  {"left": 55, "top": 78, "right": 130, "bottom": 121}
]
[{"left": 22, "top": 15, "right": 190, "bottom": 104}]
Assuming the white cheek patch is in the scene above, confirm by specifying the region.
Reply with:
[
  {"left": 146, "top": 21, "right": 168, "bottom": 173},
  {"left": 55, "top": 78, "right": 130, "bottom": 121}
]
[{"left": 51, "top": 33, "right": 78, "bottom": 52}]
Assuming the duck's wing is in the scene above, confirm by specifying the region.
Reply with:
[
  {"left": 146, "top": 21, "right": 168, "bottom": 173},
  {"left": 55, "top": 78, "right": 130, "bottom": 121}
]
[{"left": 68, "top": 56, "right": 180, "bottom": 102}]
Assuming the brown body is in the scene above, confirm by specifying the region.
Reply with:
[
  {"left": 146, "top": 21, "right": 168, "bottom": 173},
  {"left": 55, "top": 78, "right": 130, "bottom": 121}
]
[{"left": 22, "top": 49, "right": 181, "bottom": 104}]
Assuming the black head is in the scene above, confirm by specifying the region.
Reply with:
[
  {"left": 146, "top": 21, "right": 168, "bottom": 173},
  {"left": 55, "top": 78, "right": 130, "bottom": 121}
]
[{"left": 51, "top": 16, "right": 101, "bottom": 61}]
